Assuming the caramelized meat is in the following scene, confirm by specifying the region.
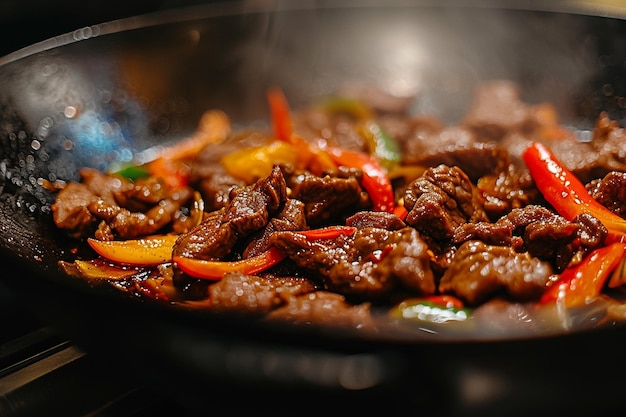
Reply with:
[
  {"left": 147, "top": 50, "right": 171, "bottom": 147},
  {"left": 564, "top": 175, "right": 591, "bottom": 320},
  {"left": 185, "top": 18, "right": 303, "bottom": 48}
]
[
  {"left": 439, "top": 240, "right": 554, "bottom": 305},
  {"left": 270, "top": 226, "right": 435, "bottom": 299},
  {"left": 587, "top": 171, "right": 626, "bottom": 218},
  {"left": 403, "top": 164, "right": 490, "bottom": 242},
  {"left": 287, "top": 170, "right": 367, "bottom": 226},
  {"left": 266, "top": 291, "right": 374, "bottom": 329},
  {"left": 52, "top": 167, "right": 193, "bottom": 239},
  {"left": 173, "top": 165, "right": 288, "bottom": 261},
  {"left": 207, "top": 271, "right": 318, "bottom": 315}
]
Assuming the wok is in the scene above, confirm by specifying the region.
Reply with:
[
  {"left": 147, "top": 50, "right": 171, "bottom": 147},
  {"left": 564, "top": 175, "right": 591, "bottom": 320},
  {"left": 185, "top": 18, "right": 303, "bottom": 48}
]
[{"left": 2, "top": 0, "right": 626, "bottom": 414}]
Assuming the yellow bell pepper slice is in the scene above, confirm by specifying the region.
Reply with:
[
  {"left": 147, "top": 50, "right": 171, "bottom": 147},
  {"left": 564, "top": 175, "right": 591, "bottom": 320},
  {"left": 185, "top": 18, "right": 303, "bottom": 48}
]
[
  {"left": 74, "top": 260, "right": 139, "bottom": 280},
  {"left": 87, "top": 234, "right": 179, "bottom": 266},
  {"left": 221, "top": 140, "right": 298, "bottom": 183}
]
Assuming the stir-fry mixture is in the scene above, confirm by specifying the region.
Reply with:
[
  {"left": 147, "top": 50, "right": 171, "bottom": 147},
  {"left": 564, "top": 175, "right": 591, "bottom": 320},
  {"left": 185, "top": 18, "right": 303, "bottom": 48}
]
[{"left": 51, "top": 80, "right": 626, "bottom": 338}]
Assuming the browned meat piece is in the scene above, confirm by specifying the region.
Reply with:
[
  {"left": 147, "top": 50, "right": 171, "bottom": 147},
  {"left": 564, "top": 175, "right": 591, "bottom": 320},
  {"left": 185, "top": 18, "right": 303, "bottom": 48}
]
[
  {"left": 207, "top": 271, "right": 318, "bottom": 316},
  {"left": 172, "top": 166, "right": 290, "bottom": 297},
  {"left": 173, "top": 165, "right": 288, "bottom": 261},
  {"left": 403, "top": 164, "right": 490, "bottom": 242},
  {"left": 403, "top": 125, "right": 510, "bottom": 182},
  {"left": 545, "top": 138, "right": 626, "bottom": 184},
  {"left": 172, "top": 209, "right": 237, "bottom": 260},
  {"left": 243, "top": 198, "right": 308, "bottom": 258},
  {"left": 51, "top": 181, "right": 100, "bottom": 239},
  {"left": 224, "top": 165, "right": 287, "bottom": 232},
  {"left": 345, "top": 210, "right": 406, "bottom": 230},
  {"left": 572, "top": 213, "right": 608, "bottom": 256},
  {"left": 379, "top": 114, "right": 445, "bottom": 147},
  {"left": 270, "top": 226, "right": 435, "bottom": 299},
  {"left": 52, "top": 167, "right": 194, "bottom": 239},
  {"left": 79, "top": 167, "right": 133, "bottom": 205},
  {"left": 439, "top": 240, "right": 554, "bottom": 306},
  {"left": 453, "top": 205, "right": 607, "bottom": 272},
  {"left": 52, "top": 167, "right": 134, "bottom": 238},
  {"left": 477, "top": 163, "right": 542, "bottom": 219},
  {"left": 90, "top": 197, "right": 187, "bottom": 239},
  {"left": 460, "top": 80, "right": 542, "bottom": 142},
  {"left": 292, "top": 108, "right": 365, "bottom": 153},
  {"left": 287, "top": 170, "right": 367, "bottom": 226},
  {"left": 591, "top": 111, "right": 626, "bottom": 166},
  {"left": 113, "top": 176, "right": 173, "bottom": 212},
  {"left": 195, "top": 166, "right": 245, "bottom": 211},
  {"left": 266, "top": 291, "right": 374, "bottom": 329},
  {"left": 587, "top": 171, "right": 626, "bottom": 218},
  {"left": 413, "top": 141, "right": 510, "bottom": 183}
]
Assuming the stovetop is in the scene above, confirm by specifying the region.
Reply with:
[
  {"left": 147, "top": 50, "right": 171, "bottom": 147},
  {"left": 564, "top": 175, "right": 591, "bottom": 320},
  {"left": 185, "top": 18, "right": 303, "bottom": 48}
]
[{"left": 0, "top": 281, "right": 188, "bottom": 417}]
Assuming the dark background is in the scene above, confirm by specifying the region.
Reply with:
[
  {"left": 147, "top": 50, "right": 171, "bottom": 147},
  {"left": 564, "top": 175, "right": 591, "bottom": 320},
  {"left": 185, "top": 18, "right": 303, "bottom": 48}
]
[{"left": 0, "top": 0, "right": 214, "bottom": 57}]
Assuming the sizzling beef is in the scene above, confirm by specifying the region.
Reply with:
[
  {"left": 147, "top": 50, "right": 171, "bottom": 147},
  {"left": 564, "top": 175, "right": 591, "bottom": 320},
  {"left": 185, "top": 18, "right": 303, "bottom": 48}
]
[{"left": 51, "top": 80, "right": 626, "bottom": 335}]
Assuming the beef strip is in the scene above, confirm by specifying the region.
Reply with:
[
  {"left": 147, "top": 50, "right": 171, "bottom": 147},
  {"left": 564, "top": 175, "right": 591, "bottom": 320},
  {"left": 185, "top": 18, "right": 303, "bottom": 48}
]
[
  {"left": 453, "top": 205, "right": 607, "bottom": 271},
  {"left": 587, "top": 171, "right": 626, "bottom": 217},
  {"left": 51, "top": 181, "right": 100, "bottom": 239},
  {"left": 292, "top": 108, "right": 365, "bottom": 153},
  {"left": 269, "top": 226, "right": 435, "bottom": 299},
  {"left": 173, "top": 165, "right": 288, "bottom": 261},
  {"left": 172, "top": 208, "right": 236, "bottom": 261},
  {"left": 79, "top": 167, "right": 132, "bottom": 205},
  {"left": 345, "top": 210, "right": 406, "bottom": 230},
  {"left": 403, "top": 164, "right": 490, "bottom": 242},
  {"left": 403, "top": 125, "right": 510, "bottom": 182},
  {"left": 476, "top": 163, "right": 542, "bottom": 220},
  {"left": 286, "top": 169, "right": 368, "bottom": 226},
  {"left": 460, "top": 79, "right": 543, "bottom": 142},
  {"left": 52, "top": 167, "right": 133, "bottom": 238},
  {"left": 266, "top": 290, "right": 374, "bottom": 329},
  {"left": 91, "top": 196, "right": 189, "bottom": 240},
  {"left": 590, "top": 111, "right": 626, "bottom": 166},
  {"left": 242, "top": 198, "right": 308, "bottom": 258},
  {"left": 195, "top": 165, "right": 245, "bottom": 212},
  {"left": 112, "top": 175, "right": 173, "bottom": 212},
  {"left": 206, "top": 271, "right": 318, "bottom": 316},
  {"left": 52, "top": 167, "right": 194, "bottom": 239},
  {"left": 439, "top": 240, "right": 554, "bottom": 306}
]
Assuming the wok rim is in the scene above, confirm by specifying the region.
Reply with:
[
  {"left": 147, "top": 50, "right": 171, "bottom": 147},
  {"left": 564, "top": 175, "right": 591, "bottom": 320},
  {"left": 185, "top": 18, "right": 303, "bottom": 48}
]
[{"left": 3, "top": 0, "right": 626, "bottom": 66}]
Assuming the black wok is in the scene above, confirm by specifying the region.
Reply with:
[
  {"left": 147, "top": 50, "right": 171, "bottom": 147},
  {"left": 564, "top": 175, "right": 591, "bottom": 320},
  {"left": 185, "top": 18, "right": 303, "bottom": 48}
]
[{"left": 2, "top": 1, "right": 626, "bottom": 415}]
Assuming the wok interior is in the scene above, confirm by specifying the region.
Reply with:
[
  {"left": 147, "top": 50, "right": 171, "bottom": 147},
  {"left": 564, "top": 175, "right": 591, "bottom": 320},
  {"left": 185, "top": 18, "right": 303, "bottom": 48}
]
[{"left": 1, "top": 2, "right": 626, "bottom": 344}]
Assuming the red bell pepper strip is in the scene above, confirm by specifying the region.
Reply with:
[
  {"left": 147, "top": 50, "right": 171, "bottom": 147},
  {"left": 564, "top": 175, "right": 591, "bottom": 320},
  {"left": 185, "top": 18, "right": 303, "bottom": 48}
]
[
  {"left": 267, "top": 87, "right": 294, "bottom": 143},
  {"left": 522, "top": 141, "right": 626, "bottom": 238},
  {"left": 145, "top": 157, "right": 191, "bottom": 189},
  {"left": 173, "top": 246, "right": 288, "bottom": 280},
  {"left": 393, "top": 203, "right": 408, "bottom": 221},
  {"left": 294, "top": 225, "right": 356, "bottom": 239},
  {"left": 173, "top": 225, "right": 357, "bottom": 280},
  {"left": 540, "top": 242, "right": 626, "bottom": 307}
]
